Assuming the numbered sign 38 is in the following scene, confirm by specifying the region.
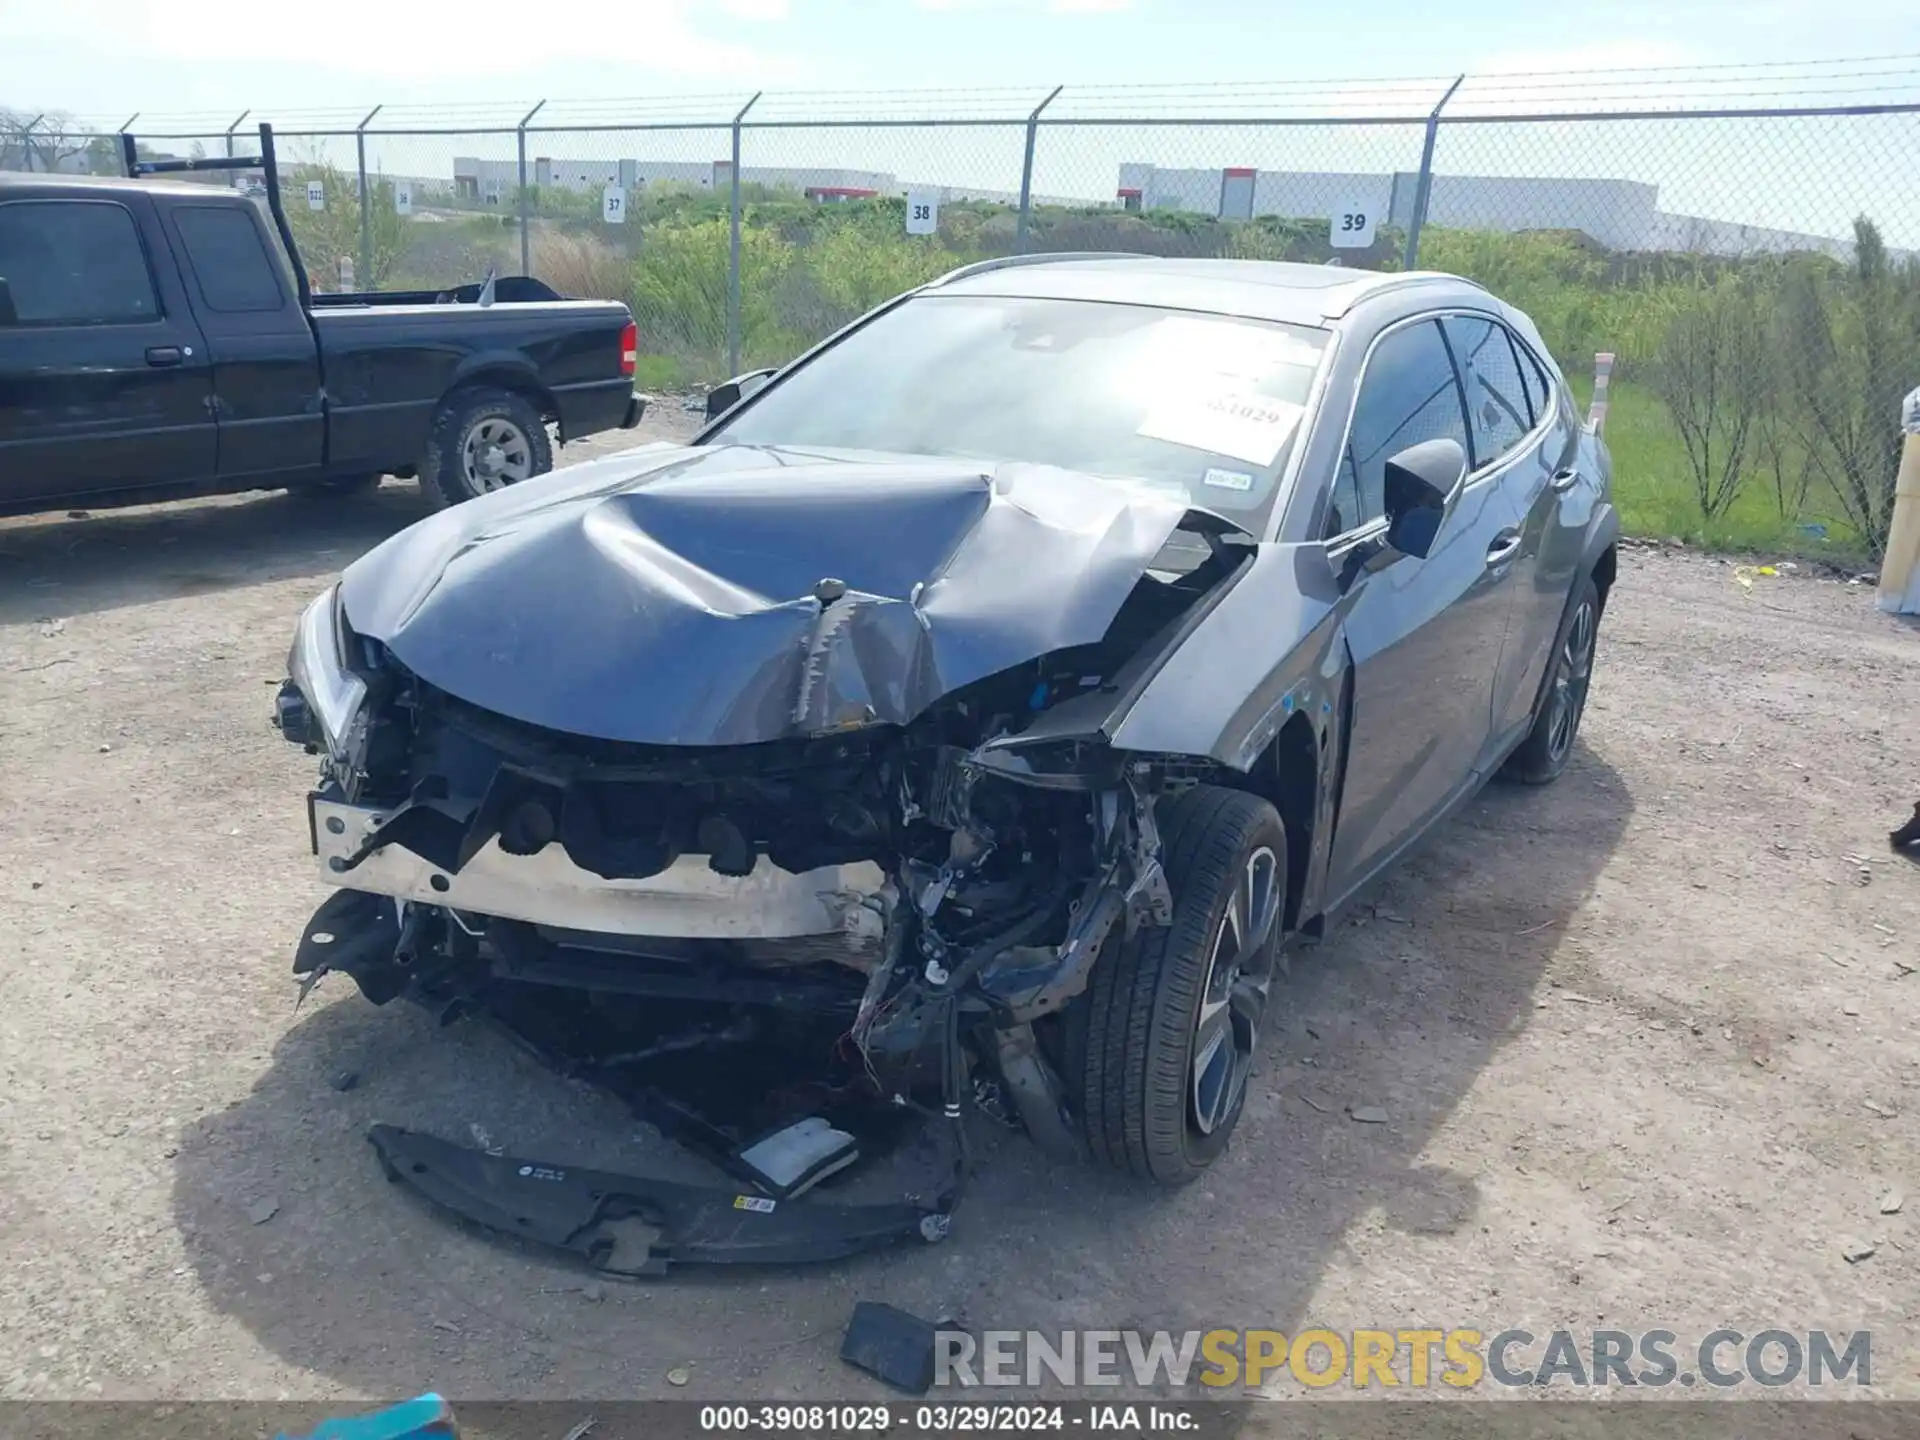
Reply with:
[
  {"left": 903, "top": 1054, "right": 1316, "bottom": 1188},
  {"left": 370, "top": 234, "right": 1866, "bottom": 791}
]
[
  {"left": 602, "top": 184, "right": 627, "bottom": 225},
  {"left": 1330, "top": 201, "right": 1376, "bottom": 249},
  {"left": 905, "top": 189, "right": 939, "bottom": 236},
  {"left": 393, "top": 181, "right": 413, "bottom": 217},
  {"left": 306, "top": 180, "right": 325, "bottom": 212}
]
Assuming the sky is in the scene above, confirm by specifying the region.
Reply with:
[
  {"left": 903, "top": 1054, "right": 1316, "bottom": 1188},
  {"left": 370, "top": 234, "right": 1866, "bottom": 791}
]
[{"left": 3, "top": 0, "right": 1919, "bottom": 125}]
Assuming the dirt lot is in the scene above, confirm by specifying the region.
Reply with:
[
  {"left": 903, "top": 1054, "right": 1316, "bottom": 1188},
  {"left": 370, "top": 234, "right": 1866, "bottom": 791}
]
[{"left": 2, "top": 415, "right": 1917, "bottom": 1406}]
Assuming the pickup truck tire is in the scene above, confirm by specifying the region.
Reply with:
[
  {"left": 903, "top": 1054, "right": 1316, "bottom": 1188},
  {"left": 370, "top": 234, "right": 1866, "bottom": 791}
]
[
  {"left": 1066, "top": 785, "right": 1289, "bottom": 1186},
  {"left": 422, "top": 388, "right": 553, "bottom": 508}
]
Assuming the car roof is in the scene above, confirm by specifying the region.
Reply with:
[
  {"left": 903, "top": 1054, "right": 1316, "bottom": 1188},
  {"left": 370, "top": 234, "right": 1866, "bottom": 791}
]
[
  {"left": 0, "top": 171, "right": 249, "bottom": 201},
  {"left": 928, "top": 254, "right": 1488, "bottom": 327}
]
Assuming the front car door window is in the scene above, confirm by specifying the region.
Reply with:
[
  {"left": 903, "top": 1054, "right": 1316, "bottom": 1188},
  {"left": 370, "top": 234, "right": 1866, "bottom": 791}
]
[
  {"left": 1325, "top": 318, "right": 1471, "bottom": 538},
  {"left": 0, "top": 200, "right": 159, "bottom": 326}
]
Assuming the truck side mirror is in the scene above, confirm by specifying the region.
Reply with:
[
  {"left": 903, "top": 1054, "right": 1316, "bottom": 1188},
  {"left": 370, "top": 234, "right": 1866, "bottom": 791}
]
[
  {"left": 0, "top": 277, "right": 17, "bottom": 327},
  {"left": 705, "top": 368, "right": 777, "bottom": 420},
  {"left": 1381, "top": 437, "right": 1467, "bottom": 561}
]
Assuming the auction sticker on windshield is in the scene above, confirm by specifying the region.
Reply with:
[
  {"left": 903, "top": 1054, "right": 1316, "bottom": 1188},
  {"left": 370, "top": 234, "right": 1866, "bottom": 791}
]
[
  {"left": 1146, "top": 316, "right": 1322, "bottom": 381},
  {"left": 1137, "top": 391, "right": 1305, "bottom": 467}
]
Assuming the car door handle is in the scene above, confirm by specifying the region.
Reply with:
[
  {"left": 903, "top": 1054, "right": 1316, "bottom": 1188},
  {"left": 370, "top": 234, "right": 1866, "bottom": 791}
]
[
  {"left": 1486, "top": 530, "right": 1522, "bottom": 566},
  {"left": 1550, "top": 466, "right": 1580, "bottom": 492},
  {"left": 145, "top": 346, "right": 184, "bottom": 368}
]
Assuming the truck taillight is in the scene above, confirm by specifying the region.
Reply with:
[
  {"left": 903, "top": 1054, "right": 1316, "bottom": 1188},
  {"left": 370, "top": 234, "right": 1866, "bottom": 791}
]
[{"left": 619, "top": 320, "right": 637, "bottom": 378}]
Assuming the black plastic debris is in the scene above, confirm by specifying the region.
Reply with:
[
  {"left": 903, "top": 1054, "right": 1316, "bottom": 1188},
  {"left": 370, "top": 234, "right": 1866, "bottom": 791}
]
[
  {"left": 368, "top": 1125, "right": 951, "bottom": 1275},
  {"left": 840, "top": 1301, "right": 943, "bottom": 1394}
]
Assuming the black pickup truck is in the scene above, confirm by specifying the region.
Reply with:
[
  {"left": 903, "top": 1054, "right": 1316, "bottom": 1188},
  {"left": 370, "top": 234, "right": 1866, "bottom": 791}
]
[{"left": 0, "top": 130, "right": 643, "bottom": 517}]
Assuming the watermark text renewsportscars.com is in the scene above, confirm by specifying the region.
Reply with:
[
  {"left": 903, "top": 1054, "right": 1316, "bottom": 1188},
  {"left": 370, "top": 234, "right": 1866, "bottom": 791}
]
[{"left": 934, "top": 1329, "right": 1872, "bottom": 1390}]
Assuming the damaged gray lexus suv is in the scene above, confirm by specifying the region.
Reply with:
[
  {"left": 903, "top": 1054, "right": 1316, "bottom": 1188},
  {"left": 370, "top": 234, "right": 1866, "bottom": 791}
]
[{"left": 277, "top": 255, "right": 1617, "bottom": 1265}]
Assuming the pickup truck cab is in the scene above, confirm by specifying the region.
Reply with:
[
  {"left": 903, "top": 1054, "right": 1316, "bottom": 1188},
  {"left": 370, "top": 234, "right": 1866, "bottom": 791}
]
[{"left": 0, "top": 170, "right": 644, "bottom": 515}]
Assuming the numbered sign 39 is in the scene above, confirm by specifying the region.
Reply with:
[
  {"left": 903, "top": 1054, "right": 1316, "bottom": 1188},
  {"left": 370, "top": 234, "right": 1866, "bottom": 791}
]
[
  {"left": 905, "top": 189, "right": 939, "bottom": 236},
  {"left": 602, "top": 184, "right": 627, "bottom": 225},
  {"left": 1330, "top": 201, "right": 1376, "bottom": 249},
  {"left": 305, "top": 180, "right": 325, "bottom": 212},
  {"left": 393, "top": 181, "right": 413, "bottom": 217}
]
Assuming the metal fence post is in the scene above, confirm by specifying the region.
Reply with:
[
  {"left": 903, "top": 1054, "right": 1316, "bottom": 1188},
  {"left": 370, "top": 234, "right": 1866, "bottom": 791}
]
[
  {"left": 728, "top": 91, "right": 763, "bottom": 378},
  {"left": 517, "top": 100, "right": 546, "bottom": 277},
  {"left": 1403, "top": 74, "right": 1464, "bottom": 270},
  {"left": 1015, "top": 85, "right": 1064, "bottom": 255},
  {"left": 223, "top": 110, "right": 249, "bottom": 159},
  {"left": 18, "top": 114, "right": 44, "bottom": 172},
  {"left": 355, "top": 105, "right": 381, "bottom": 289}
]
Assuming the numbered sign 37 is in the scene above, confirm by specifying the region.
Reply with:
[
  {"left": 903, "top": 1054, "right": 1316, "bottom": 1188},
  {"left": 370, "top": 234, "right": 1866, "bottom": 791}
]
[
  {"left": 905, "top": 189, "right": 939, "bottom": 236},
  {"left": 602, "top": 184, "right": 627, "bottom": 225},
  {"left": 1330, "top": 201, "right": 1376, "bottom": 249},
  {"left": 305, "top": 180, "right": 325, "bottom": 212}
]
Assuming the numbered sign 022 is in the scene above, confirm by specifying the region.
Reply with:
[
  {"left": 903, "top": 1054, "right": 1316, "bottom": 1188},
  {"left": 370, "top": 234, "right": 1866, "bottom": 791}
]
[
  {"left": 1330, "top": 203, "right": 1376, "bottom": 250},
  {"left": 905, "top": 189, "right": 939, "bottom": 237}
]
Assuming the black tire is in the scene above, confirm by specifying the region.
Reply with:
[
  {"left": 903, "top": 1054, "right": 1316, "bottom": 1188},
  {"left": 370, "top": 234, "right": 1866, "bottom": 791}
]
[
  {"left": 1500, "top": 574, "right": 1601, "bottom": 785},
  {"left": 297, "top": 473, "right": 381, "bottom": 499},
  {"left": 1068, "top": 785, "right": 1288, "bottom": 1186},
  {"left": 420, "top": 387, "right": 553, "bottom": 509}
]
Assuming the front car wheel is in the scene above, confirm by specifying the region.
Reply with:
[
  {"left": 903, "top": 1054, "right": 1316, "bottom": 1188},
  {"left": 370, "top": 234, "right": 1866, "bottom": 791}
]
[{"left": 1067, "top": 785, "right": 1289, "bottom": 1185}]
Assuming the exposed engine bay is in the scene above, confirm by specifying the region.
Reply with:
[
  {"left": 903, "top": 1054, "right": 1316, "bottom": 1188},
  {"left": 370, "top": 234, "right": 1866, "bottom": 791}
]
[{"left": 276, "top": 452, "right": 1267, "bottom": 1267}]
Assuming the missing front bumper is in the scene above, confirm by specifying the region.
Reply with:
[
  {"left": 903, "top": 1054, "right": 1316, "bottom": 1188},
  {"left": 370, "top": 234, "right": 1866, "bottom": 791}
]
[{"left": 310, "top": 794, "right": 887, "bottom": 941}]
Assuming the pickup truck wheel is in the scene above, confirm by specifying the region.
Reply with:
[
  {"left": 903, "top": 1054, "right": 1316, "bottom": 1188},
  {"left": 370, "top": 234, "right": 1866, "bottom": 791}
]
[
  {"left": 422, "top": 389, "right": 553, "bottom": 508},
  {"left": 1067, "top": 785, "right": 1288, "bottom": 1186}
]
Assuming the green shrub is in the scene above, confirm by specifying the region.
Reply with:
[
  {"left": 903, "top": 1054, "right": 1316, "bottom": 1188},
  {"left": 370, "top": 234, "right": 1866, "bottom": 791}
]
[
  {"left": 631, "top": 217, "right": 800, "bottom": 380},
  {"left": 807, "top": 222, "right": 960, "bottom": 321},
  {"left": 1774, "top": 220, "right": 1920, "bottom": 556},
  {"left": 1648, "top": 273, "right": 1770, "bottom": 521}
]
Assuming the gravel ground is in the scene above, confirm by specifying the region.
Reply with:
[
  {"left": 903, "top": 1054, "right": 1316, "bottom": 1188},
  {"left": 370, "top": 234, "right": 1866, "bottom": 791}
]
[{"left": 2, "top": 411, "right": 1917, "bottom": 1406}]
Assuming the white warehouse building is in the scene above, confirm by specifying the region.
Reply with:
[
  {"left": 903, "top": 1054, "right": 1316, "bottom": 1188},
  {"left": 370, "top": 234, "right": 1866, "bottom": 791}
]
[
  {"left": 454, "top": 155, "right": 896, "bottom": 202},
  {"left": 1115, "top": 162, "right": 1857, "bottom": 258}
]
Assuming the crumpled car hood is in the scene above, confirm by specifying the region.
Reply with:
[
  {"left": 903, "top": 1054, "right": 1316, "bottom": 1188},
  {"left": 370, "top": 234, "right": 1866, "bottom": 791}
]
[{"left": 340, "top": 444, "right": 1238, "bottom": 747}]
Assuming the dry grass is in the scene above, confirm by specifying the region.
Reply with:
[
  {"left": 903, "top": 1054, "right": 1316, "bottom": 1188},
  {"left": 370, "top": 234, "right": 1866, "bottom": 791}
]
[{"left": 530, "top": 230, "right": 631, "bottom": 302}]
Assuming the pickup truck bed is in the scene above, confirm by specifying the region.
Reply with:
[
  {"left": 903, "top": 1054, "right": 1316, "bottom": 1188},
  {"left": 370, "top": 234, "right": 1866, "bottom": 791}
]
[{"left": 0, "top": 170, "right": 642, "bottom": 517}]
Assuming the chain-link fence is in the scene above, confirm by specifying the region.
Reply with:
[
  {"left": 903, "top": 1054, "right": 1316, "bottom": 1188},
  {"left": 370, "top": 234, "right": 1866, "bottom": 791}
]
[{"left": 7, "top": 69, "right": 1919, "bottom": 551}]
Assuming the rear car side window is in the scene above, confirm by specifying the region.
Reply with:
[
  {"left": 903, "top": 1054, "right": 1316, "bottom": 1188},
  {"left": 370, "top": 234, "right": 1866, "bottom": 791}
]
[
  {"left": 172, "top": 205, "right": 286, "bottom": 313},
  {"left": 1326, "top": 319, "right": 1470, "bottom": 538},
  {"left": 1445, "top": 315, "right": 1534, "bottom": 469},
  {"left": 1518, "top": 338, "right": 1556, "bottom": 422},
  {"left": 0, "top": 200, "right": 159, "bottom": 326}
]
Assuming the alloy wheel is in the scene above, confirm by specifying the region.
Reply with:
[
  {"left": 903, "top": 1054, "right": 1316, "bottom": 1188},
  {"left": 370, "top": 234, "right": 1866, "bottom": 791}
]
[
  {"left": 1545, "top": 596, "right": 1597, "bottom": 767},
  {"left": 1190, "top": 845, "right": 1280, "bottom": 1136}
]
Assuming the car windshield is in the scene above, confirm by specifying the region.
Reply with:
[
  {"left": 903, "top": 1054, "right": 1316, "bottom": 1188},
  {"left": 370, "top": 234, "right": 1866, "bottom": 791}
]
[{"left": 708, "top": 293, "right": 1330, "bottom": 528}]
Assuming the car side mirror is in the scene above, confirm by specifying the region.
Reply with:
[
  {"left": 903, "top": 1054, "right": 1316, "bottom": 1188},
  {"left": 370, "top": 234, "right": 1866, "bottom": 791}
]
[
  {"left": 0, "top": 276, "right": 17, "bottom": 327},
  {"left": 705, "top": 368, "right": 777, "bottom": 419},
  {"left": 1381, "top": 437, "right": 1467, "bottom": 561}
]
